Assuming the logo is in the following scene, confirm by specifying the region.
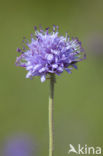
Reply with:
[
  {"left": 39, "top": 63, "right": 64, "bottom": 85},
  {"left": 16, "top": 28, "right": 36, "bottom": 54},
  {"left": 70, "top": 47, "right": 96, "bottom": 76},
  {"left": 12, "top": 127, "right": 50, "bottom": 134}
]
[{"left": 68, "top": 144, "right": 101, "bottom": 155}]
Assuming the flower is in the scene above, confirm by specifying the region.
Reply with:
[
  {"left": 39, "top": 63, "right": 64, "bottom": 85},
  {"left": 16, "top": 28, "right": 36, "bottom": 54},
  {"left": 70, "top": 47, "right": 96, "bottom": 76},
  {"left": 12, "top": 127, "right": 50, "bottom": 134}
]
[
  {"left": 3, "top": 134, "right": 36, "bottom": 156},
  {"left": 16, "top": 25, "right": 85, "bottom": 82}
]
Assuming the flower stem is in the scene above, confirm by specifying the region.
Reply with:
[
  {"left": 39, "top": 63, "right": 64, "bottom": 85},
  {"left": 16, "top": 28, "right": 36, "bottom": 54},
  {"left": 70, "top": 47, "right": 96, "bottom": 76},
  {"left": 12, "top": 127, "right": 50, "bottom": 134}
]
[{"left": 49, "top": 74, "right": 55, "bottom": 156}]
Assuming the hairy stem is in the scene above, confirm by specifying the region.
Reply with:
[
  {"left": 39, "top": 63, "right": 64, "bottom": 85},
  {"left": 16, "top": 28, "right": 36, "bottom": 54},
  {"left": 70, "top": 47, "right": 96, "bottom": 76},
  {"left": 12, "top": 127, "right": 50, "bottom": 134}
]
[{"left": 49, "top": 74, "right": 55, "bottom": 156}]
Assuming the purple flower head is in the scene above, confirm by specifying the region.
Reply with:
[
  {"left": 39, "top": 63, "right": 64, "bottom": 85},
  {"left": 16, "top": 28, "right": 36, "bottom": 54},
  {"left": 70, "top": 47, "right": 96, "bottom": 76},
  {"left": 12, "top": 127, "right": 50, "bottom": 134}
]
[
  {"left": 3, "top": 134, "right": 36, "bottom": 156},
  {"left": 16, "top": 25, "right": 85, "bottom": 82}
]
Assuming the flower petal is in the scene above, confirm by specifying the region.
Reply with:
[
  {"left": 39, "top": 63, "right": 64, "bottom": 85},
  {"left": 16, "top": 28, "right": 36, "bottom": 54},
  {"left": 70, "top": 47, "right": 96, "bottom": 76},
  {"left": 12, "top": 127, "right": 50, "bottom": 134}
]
[{"left": 41, "top": 75, "right": 46, "bottom": 82}]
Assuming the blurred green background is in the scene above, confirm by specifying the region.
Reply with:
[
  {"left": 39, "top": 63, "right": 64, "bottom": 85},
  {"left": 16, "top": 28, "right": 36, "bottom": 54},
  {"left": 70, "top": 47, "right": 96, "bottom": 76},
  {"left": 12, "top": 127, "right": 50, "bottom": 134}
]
[{"left": 0, "top": 0, "right": 103, "bottom": 155}]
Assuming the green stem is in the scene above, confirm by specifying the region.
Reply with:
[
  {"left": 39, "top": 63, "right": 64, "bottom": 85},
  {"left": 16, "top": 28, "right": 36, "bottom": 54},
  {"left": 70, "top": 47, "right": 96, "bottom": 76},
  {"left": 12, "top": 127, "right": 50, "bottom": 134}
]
[{"left": 49, "top": 74, "right": 55, "bottom": 156}]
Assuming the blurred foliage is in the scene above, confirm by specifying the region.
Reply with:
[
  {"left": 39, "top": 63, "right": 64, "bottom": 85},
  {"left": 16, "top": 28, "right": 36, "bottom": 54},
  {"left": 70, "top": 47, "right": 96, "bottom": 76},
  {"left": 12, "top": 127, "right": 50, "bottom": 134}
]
[{"left": 0, "top": 0, "right": 103, "bottom": 156}]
